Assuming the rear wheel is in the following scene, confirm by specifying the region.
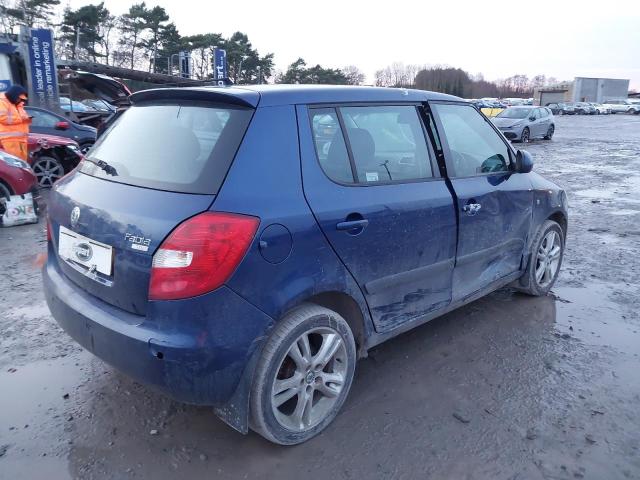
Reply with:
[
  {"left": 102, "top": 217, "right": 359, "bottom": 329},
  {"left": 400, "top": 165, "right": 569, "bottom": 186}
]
[
  {"left": 32, "top": 155, "right": 64, "bottom": 188},
  {"left": 250, "top": 304, "right": 356, "bottom": 445},
  {"left": 520, "top": 127, "right": 530, "bottom": 143},
  {"left": 517, "top": 220, "right": 564, "bottom": 296},
  {"left": 544, "top": 125, "right": 555, "bottom": 140}
]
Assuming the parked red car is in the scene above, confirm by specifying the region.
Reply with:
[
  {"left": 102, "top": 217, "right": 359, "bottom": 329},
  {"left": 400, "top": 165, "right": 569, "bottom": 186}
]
[
  {"left": 26, "top": 133, "right": 84, "bottom": 188},
  {"left": 0, "top": 148, "right": 37, "bottom": 199}
]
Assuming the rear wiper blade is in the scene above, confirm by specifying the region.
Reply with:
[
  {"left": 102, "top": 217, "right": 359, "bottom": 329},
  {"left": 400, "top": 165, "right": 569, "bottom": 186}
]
[{"left": 83, "top": 158, "right": 118, "bottom": 176}]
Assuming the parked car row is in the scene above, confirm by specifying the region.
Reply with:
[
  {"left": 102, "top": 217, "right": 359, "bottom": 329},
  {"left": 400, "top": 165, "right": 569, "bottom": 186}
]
[{"left": 546, "top": 100, "right": 640, "bottom": 115}]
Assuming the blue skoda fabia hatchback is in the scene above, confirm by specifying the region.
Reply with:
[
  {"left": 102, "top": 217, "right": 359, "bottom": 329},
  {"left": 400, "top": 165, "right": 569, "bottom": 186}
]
[{"left": 43, "top": 85, "right": 568, "bottom": 444}]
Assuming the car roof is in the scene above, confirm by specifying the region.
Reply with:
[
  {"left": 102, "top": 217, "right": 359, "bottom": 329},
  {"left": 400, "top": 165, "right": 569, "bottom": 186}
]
[{"left": 130, "top": 84, "right": 461, "bottom": 108}]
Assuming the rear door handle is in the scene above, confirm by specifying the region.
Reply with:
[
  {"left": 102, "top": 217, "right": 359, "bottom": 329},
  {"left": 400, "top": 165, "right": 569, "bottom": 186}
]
[
  {"left": 463, "top": 203, "right": 482, "bottom": 216},
  {"left": 336, "top": 219, "right": 369, "bottom": 231}
]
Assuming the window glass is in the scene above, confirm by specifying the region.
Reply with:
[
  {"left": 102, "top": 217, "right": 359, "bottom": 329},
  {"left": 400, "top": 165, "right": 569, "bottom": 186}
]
[
  {"left": 432, "top": 103, "right": 510, "bottom": 177},
  {"left": 310, "top": 108, "right": 354, "bottom": 184},
  {"left": 340, "top": 106, "right": 432, "bottom": 183},
  {"left": 82, "top": 103, "right": 252, "bottom": 194},
  {"left": 29, "top": 109, "right": 59, "bottom": 128}
]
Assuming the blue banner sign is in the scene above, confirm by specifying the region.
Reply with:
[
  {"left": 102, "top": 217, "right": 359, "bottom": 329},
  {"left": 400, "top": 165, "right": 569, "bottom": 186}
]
[
  {"left": 0, "top": 80, "right": 11, "bottom": 92},
  {"left": 26, "top": 28, "right": 59, "bottom": 110},
  {"left": 214, "top": 48, "right": 227, "bottom": 85}
]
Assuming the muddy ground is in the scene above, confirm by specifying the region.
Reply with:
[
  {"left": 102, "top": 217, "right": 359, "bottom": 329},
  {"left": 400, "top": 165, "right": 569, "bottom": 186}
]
[{"left": 1, "top": 114, "right": 639, "bottom": 480}]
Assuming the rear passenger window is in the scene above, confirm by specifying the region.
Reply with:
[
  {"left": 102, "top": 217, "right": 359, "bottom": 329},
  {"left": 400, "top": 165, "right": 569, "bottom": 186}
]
[
  {"left": 340, "top": 106, "right": 432, "bottom": 183},
  {"left": 432, "top": 103, "right": 510, "bottom": 177},
  {"left": 310, "top": 108, "right": 354, "bottom": 184}
]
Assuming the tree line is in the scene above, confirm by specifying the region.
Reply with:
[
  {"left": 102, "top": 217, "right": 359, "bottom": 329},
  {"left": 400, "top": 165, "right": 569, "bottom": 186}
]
[
  {"left": 375, "top": 63, "right": 564, "bottom": 98},
  {"left": 0, "top": 0, "right": 364, "bottom": 84},
  {"left": 1, "top": 0, "right": 565, "bottom": 93}
]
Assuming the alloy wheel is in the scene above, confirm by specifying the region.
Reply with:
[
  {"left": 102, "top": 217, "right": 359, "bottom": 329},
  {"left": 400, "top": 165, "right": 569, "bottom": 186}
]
[
  {"left": 535, "top": 230, "right": 562, "bottom": 287},
  {"left": 521, "top": 128, "right": 530, "bottom": 143},
  {"left": 32, "top": 157, "right": 64, "bottom": 188},
  {"left": 271, "top": 327, "right": 348, "bottom": 432}
]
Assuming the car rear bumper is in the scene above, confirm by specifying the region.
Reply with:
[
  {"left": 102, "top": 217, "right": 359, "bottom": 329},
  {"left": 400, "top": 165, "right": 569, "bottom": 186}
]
[{"left": 43, "top": 252, "right": 274, "bottom": 406}]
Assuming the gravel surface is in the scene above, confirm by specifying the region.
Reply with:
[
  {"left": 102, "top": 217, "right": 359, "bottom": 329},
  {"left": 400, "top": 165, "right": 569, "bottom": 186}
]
[{"left": 1, "top": 114, "right": 639, "bottom": 480}]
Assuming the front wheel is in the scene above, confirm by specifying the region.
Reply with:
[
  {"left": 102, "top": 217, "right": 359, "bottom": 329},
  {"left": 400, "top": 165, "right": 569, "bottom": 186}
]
[
  {"left": 517, "top": 220, "right": 564, "bottom": 296},
  {"left": 544, "top": 125, "right": 555, "bottom": 140},
  {"left": 250, "top": 304, "right": 356, "bottom": 445},
  {"left": 520, "top": 127, "right": 530, "bottom": 143}
]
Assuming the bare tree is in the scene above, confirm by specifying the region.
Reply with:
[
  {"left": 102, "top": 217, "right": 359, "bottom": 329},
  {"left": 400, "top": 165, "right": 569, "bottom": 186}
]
[{"left": 342, "top": 65, "right": 365, "bottom": 85}]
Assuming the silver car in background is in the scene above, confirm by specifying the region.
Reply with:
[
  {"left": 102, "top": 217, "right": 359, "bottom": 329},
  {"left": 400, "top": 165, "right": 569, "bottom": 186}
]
[{"left": 490, "top": 106, "right": 555, "bottom": 143}]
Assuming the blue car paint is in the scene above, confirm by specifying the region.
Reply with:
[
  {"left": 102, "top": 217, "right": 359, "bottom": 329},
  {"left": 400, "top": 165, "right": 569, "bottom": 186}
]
[
  {"left": 48, "top": 174, "right": 215, "bottom": 315},
  {"left": 43, "top": 255, "right": 274, "bottom": 405},
  {"left": 296, "top": 104, "right": 457, "bottom": 332},
  {"left": 215, "top": 105, "right": 372, "bottom": 333},
  {"left": 447, "top": 173, "right": 533, "bottom": 300},
  {"left": 43, "top": 85, "right": 568, "bottom": 435}
]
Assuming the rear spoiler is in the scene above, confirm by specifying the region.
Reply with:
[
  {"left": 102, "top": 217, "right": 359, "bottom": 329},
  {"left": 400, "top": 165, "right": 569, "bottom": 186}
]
[{"left": 130, "top": 87, "right": 259, "bottom": 109}]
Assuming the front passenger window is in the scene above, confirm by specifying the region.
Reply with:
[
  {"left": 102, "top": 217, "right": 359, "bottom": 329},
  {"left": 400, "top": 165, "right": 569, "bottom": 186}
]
[{"left": 431, "top": 104, "right": 510, "bottom": 177}]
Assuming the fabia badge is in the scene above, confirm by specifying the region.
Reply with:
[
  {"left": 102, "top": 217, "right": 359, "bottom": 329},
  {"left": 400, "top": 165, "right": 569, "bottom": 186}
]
[
  {"left": 73, "top": 242, "right": 93, "bottom": 262},
  {"left": 70, "top": 206, "right": 80, "bottom": 227}
]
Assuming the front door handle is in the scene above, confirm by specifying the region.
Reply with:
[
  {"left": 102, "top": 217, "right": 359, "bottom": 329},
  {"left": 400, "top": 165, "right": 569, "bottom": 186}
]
[
  {"left": 463, "top": 203, "right": 482, "bottom": 216},
  {"left": 336, "top": 219, "right": 369, "bottom": 231}
]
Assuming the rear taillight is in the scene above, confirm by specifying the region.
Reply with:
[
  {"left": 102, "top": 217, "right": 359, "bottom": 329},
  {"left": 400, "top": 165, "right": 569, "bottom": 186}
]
[{"left": 149, "top": 212, "right": 259, "bottom": 301}]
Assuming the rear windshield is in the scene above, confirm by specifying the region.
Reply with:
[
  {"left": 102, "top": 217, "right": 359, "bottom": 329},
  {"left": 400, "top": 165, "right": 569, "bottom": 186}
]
[{"left": 81, "top": 102, "right": 253, "bottom": 194}]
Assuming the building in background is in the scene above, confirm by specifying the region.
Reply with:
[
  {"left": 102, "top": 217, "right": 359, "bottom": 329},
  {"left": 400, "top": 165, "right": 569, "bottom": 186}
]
[{"left": 535, "top": 77, "right": 630, "bottom": 105}]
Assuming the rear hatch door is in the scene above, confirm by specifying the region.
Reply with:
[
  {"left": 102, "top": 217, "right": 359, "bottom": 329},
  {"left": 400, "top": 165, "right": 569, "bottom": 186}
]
[{"left": 48, "top": 90, "right": 256, "bottom": 315}]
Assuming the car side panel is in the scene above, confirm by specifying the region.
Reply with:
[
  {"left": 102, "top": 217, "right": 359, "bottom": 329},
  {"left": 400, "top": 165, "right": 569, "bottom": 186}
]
[{"left": 215, "top": 105, "right": 374, "bottom": 337}]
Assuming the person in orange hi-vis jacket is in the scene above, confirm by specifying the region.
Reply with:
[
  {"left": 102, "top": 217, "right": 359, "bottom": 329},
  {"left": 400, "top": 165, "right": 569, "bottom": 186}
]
[{"left": 0, "top": 85, "right": 31, "bottom": 161}]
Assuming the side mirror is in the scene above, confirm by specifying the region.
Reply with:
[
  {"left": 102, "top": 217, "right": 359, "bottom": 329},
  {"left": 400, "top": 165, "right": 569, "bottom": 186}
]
[
  {"left": 515, "top": 150, "right": 534, "bottom": 173},
  {"left": 55, "top": 121, "right": 70, "bottom": 130},
  {"left": 528, "top": 116, "right": 536, "bottom": 121}
]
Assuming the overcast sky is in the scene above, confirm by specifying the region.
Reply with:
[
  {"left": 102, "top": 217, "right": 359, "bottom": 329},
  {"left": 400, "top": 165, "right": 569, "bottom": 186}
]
[{"left": 69, "top": 0, "right": 640, "bottom": 89}]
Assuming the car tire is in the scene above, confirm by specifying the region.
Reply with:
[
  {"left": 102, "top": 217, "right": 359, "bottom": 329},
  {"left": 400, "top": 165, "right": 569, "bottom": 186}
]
[
  {"left": 250, "top": 304, "right": 356, "bottom": 445},
  {"left": 558, "top": 110, "right": 564, "bottom": 116},
  {"left": 32, "top": 155, "right": 65, "bottom": 188},
  {"left": 79, "top": 142, "right": 94, "bottom": 155},
  {"left": 0, "top": 181, "right": 12, "bottom": 200},
  {"left": 516, "top": 220, "right": 564, "bottom": 296},
  {"left": 544, "top": 125, "right": 555, "bottom": 140},
  {"left": 520, "top": 127, "right": 530, "bottom": 143}
]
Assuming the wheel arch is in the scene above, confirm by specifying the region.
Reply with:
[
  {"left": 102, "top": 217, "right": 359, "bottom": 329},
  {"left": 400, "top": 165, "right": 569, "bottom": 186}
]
[
  {"left": 305, "top": 291, "right": 368, "bottom": 358},
  {"left": 548, "top": 210, "right": 567, "bottom": 238}
]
